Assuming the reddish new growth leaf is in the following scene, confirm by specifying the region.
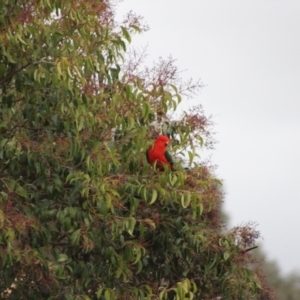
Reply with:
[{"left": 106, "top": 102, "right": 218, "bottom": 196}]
[
  {"left": 179, "top": 105, "right": 215, "bottom": 149},
  {"left": 232, "top": 222, "right": 260, "bottom": 250},
  {"left": 2, "top": 200, "right": 38, "bottom": 238}
]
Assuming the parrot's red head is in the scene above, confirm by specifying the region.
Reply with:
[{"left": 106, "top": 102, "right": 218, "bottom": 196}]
[{"left": 155, "top": 135, "right": 169, "bottom": 149}]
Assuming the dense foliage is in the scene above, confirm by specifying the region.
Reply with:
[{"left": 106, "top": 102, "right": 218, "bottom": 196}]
[{"left": 0, "top": 0, "right": 274, "bottom": 299}]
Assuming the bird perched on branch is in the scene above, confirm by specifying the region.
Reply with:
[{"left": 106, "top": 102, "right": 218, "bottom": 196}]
[{"left": 146, "top": 135, "right": 174, "bottom": 171}]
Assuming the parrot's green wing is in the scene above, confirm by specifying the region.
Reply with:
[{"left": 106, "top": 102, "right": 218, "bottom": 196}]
[{"left": 164, "top": 150, "right": 174, "bottom": 167}]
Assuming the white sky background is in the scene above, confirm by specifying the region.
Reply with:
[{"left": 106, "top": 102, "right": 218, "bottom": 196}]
[{"left": 116, "top": 0, "right": 300, "bottom": 275}]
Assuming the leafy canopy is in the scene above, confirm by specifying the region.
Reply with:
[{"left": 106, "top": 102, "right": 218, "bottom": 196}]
[{"left": 0, "top": 0, "right": 273, "bottom": 299}]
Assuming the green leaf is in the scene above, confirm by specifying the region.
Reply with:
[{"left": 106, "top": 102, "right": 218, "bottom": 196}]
[
  {"left": 15, "top": 185, "right": 27, "bottom": 198},
  {"left": 57, "top": 254, "right": 68, "bottom": 262},
  {"left": 142, "top": 101, "right": 150, "bottom": 119},
  {"left": 188, "top": 150, "right": 195, "bottom": 164},
  {"left": 127, "top": 217, "right": 136, "bottom": 236},
  {"left": 208, "top": 257, "right": 218, "bottom": 270},
  {"left": 133, "top": 249, "right": 141, "bottom": 264},
  {"left": 97, "top": 289, "right": 104, "bottom": 299},
  {"left": 3, "top": 48, "right": 16, "bottom": 63},
  {"left": 181, "top": 192, "right": 191, "bottom": 208},
  {"left": 136, "top": 260, "right": 143, "bottom": 274},
  {"left": 149, "top": 189, "right": 157, "bottom": 204},
  {"left": 121, "top": 26, "right": 131, "bottom": 43},
  {"left": 127, "top": 116, "right": 135, "bottom": 130},
  {"left": 5, "top": 179, "right": 16, "bottom": 191},
  {"left": 71, "top": 229, "right": 81, "bottom": 245},
  {"left": 224, "top": 251, "right": 230, "bottom": 261},
  {"left": 143, "top": 218, "right": 156, "bottom": 229},
  {"left": 197, "top": 203, "right": 203, "bottom": 216},
  {"left": 5, "top": 228, "right": 15, "bottom": 242},
  {"left": 104, "top": 289, "right": 112, "bottom": 300},
  {"left": 0, "top": 138, "right": 8, "bottom": 149},
  {"left": 169, "top": 173, "right": 177, "bottom": 186},
  {"left": 0, "top": 210, "right": 4, "bottom": 228}
]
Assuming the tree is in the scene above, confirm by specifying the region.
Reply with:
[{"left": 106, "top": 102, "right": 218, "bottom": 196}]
[{"left": 0, "top": 0, "right": 274, "bottom": 299}]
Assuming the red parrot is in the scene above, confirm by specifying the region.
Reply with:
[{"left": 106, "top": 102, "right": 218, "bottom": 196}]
[{"left": 146, "top": 135, "right": 174, "bottom": 171}]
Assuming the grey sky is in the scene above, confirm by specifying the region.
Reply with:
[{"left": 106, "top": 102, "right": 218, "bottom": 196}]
[{"left": 116, "top": 0, "right": 300, "bottom": 275}]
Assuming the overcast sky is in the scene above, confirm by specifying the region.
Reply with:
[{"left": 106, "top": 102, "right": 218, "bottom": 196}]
[{"left": 116, "top": 0, "right": 300, "bottom": 276}]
